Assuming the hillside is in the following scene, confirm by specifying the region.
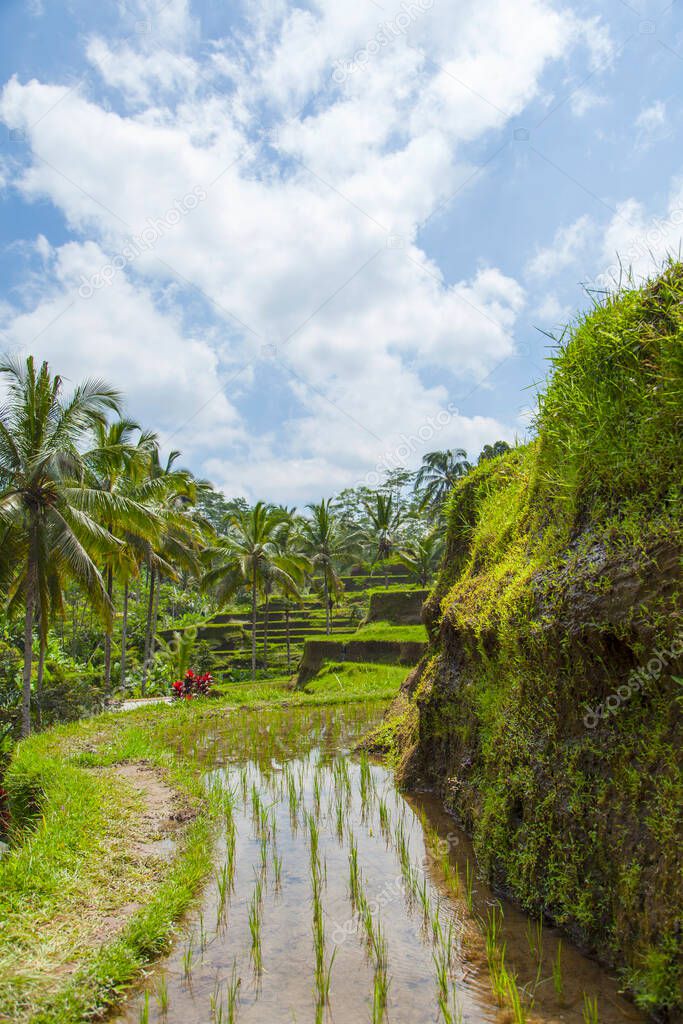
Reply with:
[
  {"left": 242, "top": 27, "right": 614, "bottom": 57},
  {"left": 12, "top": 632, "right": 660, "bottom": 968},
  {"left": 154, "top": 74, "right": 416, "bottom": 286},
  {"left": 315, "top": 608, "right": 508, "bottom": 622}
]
[{"left": 375, "top": 265, "right": 683, "bottom": 1015}]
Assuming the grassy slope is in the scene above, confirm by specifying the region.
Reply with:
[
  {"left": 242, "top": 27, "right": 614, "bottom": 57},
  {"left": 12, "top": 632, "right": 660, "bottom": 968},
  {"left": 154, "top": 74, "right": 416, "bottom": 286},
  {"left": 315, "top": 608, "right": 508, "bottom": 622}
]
[
  {"left": 306, "top": 621, "right": 428, "bottom": 643},
  {"left": 0, "top": 663, "right": 400, "bottom": 1023},
  {"left": 381, "top": 267, "right": 683, "bottom": 1014}
]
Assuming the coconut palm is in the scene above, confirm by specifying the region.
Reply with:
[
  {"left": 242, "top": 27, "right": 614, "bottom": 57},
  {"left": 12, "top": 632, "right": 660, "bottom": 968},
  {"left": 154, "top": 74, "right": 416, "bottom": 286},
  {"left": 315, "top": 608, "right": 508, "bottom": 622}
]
[
  {"left": 202, "top": 502, "right": 295, "bottom": 678},
  {"left": 301, "top": 500, "right": 353, "bottom": 634},
  {"left": 361, "top": 492, "right": 403, "bottom": 587},
  {"left": 270, "top": 514, "right": 310, "bottom": 671},
  {"left": 138, "top": 447, "right": 205, "bottom": 693},
  {"left": 397, "top": 533, "right": 443, "bottom": 586},
  {"left": 0, "top": 356, "right": 123, "bottom": 736},
  {"left": 84, "top": 418, "right": 159, "bottom": 691},
  {"left": 414, "top": 449, "right": 472, "bottom": 512}
]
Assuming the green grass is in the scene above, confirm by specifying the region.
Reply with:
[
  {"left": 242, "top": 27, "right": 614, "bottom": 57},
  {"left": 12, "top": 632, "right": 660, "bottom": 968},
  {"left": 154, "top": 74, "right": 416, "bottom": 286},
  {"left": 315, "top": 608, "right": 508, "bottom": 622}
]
[
  {"left": 0, "top": 660, "right": 404, "bottom": 1022},
  {"left": 0, "top": 716, "right": 218, "bottom": 1024},
  {"left": 306, "top": 621, "right": 428, "bottom": 644}
]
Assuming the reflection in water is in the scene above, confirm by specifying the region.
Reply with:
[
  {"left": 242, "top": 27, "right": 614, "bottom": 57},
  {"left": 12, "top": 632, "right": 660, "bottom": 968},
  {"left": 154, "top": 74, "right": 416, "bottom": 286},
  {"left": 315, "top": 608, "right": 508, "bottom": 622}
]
[{"left": 117, "top": 704, "right": 642, "bottom": 1024}]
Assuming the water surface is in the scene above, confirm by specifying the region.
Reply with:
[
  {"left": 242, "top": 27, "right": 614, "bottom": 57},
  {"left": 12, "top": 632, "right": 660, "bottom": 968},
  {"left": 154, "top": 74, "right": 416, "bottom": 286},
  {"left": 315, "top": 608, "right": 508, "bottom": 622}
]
[{"left": 117, "top": 703, "right": 642, "bottom": 1024}]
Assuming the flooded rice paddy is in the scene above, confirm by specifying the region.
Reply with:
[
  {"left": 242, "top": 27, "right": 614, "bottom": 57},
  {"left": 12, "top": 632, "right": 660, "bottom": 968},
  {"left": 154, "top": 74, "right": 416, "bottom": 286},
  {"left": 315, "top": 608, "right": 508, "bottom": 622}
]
[{"left": 117, "top": 704, "right": 642, "bottom": 1024}]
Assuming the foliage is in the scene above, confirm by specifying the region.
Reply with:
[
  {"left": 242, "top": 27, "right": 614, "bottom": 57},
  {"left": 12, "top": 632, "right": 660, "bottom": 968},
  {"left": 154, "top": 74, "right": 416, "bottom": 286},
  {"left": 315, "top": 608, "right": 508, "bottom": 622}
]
[
  {"left": 171, "top": 669, "right": 213, "bottom": 699},
  {"left": 390, "top": 267, "right": 683, "bottom": 1015}
]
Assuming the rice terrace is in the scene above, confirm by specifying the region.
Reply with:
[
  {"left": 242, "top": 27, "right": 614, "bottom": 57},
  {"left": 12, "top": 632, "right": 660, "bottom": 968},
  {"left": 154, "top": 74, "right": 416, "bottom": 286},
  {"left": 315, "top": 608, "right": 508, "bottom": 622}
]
[{"left": 0, "top": 2, "right": 681, "bottom": 1024}]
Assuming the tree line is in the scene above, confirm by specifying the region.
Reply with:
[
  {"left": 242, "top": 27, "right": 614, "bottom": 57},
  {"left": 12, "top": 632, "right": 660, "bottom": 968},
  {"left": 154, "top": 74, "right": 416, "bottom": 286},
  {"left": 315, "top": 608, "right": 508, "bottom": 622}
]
[{"left": 0, "top": 356, "right": 510, "bottom": 737}]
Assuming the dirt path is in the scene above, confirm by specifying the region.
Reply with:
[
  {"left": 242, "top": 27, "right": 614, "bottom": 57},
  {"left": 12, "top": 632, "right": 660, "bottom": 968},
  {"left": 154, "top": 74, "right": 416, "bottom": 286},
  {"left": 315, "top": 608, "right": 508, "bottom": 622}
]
[
  {"left": 116, "top": 696, "right": 173, "bottom": 711},
  {"left": 90, "top": 762, "right": 194, "bottom": 943}
]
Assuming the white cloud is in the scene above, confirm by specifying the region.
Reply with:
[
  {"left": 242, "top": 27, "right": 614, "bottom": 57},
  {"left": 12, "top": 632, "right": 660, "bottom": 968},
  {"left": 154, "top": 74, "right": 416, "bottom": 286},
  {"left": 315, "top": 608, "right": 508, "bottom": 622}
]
[
  {"left": 534, "top": 294, "right": 571, "bottom": 322},
  {"left": 0, "top": 241, "right": 244, "bottom": 455},
  {"left": 0, "top": 0, "right": 611, "bottom": 500},
  {"left": 594, "top": 182, "right": 683, "bottom": 288},
  {"left": 526, "top": 215, "right": 595, "bottom": 279},
  {"left": 569, "top": 87, "right": 607, "bottom": 117},
  {"left": 635, "top": 100, "right": 669, "bottom": 150}
]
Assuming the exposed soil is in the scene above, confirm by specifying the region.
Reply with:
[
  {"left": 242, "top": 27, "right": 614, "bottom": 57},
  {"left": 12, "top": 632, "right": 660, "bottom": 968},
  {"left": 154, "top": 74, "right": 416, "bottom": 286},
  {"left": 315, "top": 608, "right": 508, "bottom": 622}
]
[{"left": 90, "top": 762, "right": 195, "bottom": 944}]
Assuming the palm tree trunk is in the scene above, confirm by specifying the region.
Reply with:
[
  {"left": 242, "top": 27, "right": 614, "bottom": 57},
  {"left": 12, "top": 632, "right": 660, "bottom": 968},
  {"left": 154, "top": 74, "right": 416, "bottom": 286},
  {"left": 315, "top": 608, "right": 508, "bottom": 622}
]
[
  {"left": 21, "top": 579, "right": 35, "bottom": 739},
  {"left": 285, "top": 607, "right": 291, "bottom": 672},
  {"left": 150, "top": 574, "right": 161, "bottom": 660},
  {"left": 251, "top": 570, "right": 257, "bottom": 681},
  {"left": 142, "top": 565, "right": 156, "bottom": 695},
  {"left": 103, "top": 565, "right": 113, "bottom": 691},
  {"left": 36, "top": 631, "right": 46, "bottom": 731},
  {"left": 120, "top": 582, "right": 129, "bottom": 689}
]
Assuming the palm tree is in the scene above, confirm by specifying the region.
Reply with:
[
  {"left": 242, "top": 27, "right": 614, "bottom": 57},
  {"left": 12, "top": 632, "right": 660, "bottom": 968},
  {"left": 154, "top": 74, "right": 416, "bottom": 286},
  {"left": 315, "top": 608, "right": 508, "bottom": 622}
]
[
  {"left": 138, "top": 447, "right": 205, "bottom": 693},
  {"left": 0, "top": 356, "right": 122, "bottom": 736},
  {"left": 397, "top": 533, "right": 443, "bottom": 586},
  {"left": 270, "top": 514, "right": 310, "bottom": 672},
  {"left": 361, "top": 492, "right": 403, "bottom": 587},
  {"left": 301, "top": 500, "right": 351, "bottom": 634},
  {"left": 415, "top": 449, "right": 472, "bottom": 512},
  {"left": 84, "top": 418, "right": 159, "bottom": 691},
  {"left": 202, "top": 502, "right": 294, "bottom": 678}
]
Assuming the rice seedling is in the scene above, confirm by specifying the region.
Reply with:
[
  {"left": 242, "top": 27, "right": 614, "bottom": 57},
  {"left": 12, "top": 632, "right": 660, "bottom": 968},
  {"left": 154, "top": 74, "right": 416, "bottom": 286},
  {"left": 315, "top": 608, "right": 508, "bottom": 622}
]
[
  {"left": 248, "top": 888, "right": 263, "bottom": 974},
  {"left": 504, "top": 970, "right": 527, "bottom": 1024},
  {"left": 226, "top": 829, "right": 237, "bottom": 892},
  {"left": 199, "top": 911, "right": 208, "bottom": 952},
  {"left": 552, "top": 939, "right": 564, "bottom": 1000},
  {"left": 438, "top": 984, "right": 463, "bottom": 1024},
  {"left": 349, "top": 837, "right": 360, "bottom": 906},
  {"left": 433, "top": 944, "right": 449, "bottom": 1005},
  {"left": 448, "top": 862, "right": 461, "bottom": 897},
  {"left": 418, "top": 875, "right": 430, "bottom": 920},
  {"left": 216, "top": 862, "right": 230, "bottom": 924},
  {"left": 182, "top": 936, "right": 194, "bottom": 978},
  {"left": 378, "top": 796, "right": 391, "bottom": 839},
  {"left": 227, "top": 960, "right": 241, "bottom": 1023},
  {"left": 138, "top": 992, "right": 150, "bottom": 1024},
  {"left": 210, "top": 982, "right": 223, "bottom": 1021},
  {"left": 431, "top": 902, "right": 443, "bottom": 944},
  {"left": 335, "top": 796, "right": 345, "bottom": 842},
  {"left": 273, "top": 850, "right": 283, "bottom": 889},
  {"left": 371, "top": 921, "right": 389, "bottom": 1022},
  {"left": 156, "top": 973, "right": 169, "bottom": 1015},
  {"left": 465, "top": 861, "right": 474, "bottom": 912},
  {"left": 583, "top": 993, "right": 599, "bottom": 1024},
  {"left": 308, "top": 812, "right": 320, "bottom": 864}
]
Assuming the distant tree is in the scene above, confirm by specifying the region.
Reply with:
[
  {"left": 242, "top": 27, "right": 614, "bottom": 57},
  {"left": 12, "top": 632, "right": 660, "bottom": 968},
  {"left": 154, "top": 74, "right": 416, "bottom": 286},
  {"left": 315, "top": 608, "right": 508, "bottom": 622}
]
[
  {"left": 301, "top": 500, "right": 352, "bottom": 634},
  {"left": 478, "top": 440, "right": 511, "bottom": 463},
  {"left": 397, "top": 533, "right": 443, "bottom": 586},
  {"left": 414, "top": 449, "right": 472, "bottom": 513},
  {"left": 361, "top": 493, "right": 403, "bottom": 587}
]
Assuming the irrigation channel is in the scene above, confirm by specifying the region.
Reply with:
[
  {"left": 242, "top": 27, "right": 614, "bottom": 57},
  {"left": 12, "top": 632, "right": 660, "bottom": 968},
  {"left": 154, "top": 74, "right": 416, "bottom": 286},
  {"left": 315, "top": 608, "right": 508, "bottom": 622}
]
[{"left": 116, "top": 704, "right": 642, "bottom": 1024}]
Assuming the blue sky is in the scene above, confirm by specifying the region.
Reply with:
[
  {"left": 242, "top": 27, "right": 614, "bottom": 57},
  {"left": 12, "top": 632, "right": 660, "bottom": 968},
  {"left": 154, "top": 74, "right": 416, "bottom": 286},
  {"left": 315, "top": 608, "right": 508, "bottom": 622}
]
[{"left": 1, "top": 0, "right": 681, "bottom": 502}]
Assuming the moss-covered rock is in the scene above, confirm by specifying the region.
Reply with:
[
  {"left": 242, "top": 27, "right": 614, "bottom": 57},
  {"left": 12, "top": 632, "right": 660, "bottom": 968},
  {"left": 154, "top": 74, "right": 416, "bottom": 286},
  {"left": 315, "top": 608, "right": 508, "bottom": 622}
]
[{"left": 386, "top": 266, "right": 683, "bottom": 1017}]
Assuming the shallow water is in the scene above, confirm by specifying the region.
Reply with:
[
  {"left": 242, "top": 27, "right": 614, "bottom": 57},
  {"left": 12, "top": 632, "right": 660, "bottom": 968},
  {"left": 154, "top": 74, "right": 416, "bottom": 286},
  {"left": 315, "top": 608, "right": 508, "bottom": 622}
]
[{"left": 117, "top": 704, "right": 642, "bottom": 1024}]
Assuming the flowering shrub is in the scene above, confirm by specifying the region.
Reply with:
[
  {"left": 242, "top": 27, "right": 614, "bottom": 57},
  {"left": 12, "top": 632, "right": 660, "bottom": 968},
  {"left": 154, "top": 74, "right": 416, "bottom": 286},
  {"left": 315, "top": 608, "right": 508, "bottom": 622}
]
[{"left": 171, "top": 669, "right": 213, "bottom": 700}]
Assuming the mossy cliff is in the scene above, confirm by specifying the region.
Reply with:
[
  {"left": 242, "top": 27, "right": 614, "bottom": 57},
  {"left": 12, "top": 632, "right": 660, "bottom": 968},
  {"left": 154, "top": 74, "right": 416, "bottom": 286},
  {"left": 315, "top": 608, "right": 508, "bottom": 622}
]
[{"left": 380, "top": 267, "right": 683, "bottom": 1015}]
